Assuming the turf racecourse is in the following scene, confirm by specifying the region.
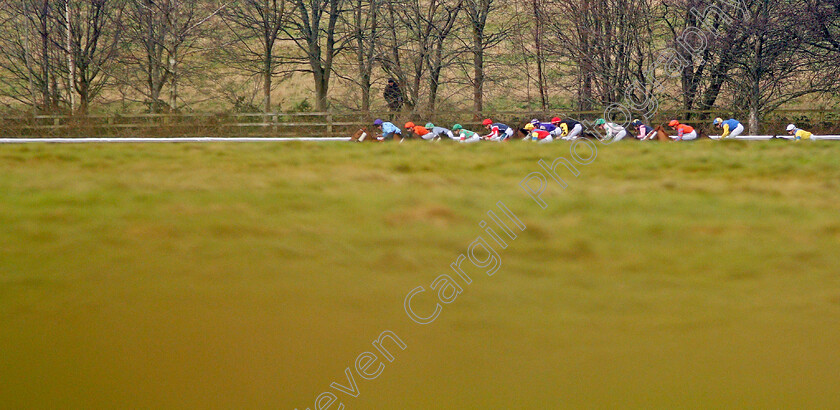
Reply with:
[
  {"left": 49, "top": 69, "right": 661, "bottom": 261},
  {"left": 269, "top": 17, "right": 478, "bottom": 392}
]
[{"left": 2, "top": 140, "right": 840, "bottom": 408}]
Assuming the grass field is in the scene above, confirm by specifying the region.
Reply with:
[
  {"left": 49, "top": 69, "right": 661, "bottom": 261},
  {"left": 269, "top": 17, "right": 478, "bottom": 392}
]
[{"left": 2, "top": 140, "right": 840, "bottom": 409}]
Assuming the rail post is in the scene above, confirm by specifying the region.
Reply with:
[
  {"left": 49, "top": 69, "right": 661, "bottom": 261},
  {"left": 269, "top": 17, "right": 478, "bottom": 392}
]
[{"left": 326, "top": 110, "right": 333, "bottom": 137}]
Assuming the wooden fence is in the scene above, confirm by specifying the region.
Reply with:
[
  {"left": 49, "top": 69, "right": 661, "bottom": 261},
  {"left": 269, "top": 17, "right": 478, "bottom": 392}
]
[{"left": 1, "top": 108, "right": 837, "bottom": 138}]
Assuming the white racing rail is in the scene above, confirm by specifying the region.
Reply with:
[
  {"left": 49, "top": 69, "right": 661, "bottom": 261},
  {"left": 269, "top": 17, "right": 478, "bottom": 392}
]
[
  {"left": 1, "top": 135, "right": 840, "bottom": 143},
  {"left": 707, "top": 135, "right": 840, "bottom": 140}
]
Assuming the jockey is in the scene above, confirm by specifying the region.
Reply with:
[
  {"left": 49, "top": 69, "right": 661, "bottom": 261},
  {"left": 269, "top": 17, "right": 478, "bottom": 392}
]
[
  {"left": 404, "top": 122, "right": 430, "bottom": 140},
  {"left": 553, "top": 117, "right": 583, "bottom": 140},
  {"left": 374, "top": 119, "right": 402, "bottom": 141},
  {"left": 594, "top": 118, "right": 627, "bottom": 141},
  {"left": 530, "top": 129, "right": 553, "bottom": 144},
  {"left": 713, "top": 118, "right": 744, "bottom": 139},
  {"left": 521, "top": 123, "right": 536, "bottom": 140},
  {"left": 786, "top": 124, "right": 812, "bottom": 141},
  {"left": 668, "top": 120, "right": 697, "bottom": 141},
  {"left": 482, "top": 119, "right": 515, "bottom": 141},
  {"left": 632, "top": 119, "right": 655, "bottom": 140},
  {"left": 426, "top": 123, "right": 458, "bottom": 141},
  {"left": 531, "top": 118, "right": 558, "bottom": 135},
  {"left": 452, "top": 124, "right": 481, "bottom": 144}
]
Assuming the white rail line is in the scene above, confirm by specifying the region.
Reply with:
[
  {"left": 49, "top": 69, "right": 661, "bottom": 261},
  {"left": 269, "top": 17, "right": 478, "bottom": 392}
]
[{"left": 708, "top": 135, "right": 840, "bottom": 140}]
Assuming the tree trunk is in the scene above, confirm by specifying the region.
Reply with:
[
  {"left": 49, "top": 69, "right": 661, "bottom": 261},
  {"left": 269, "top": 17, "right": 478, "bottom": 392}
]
[
  {"left": 682, "top": 65, "right": 694, "bottom": 114},
  {"left": 576, "top": 0, "right": 591, "bottom": 111},
  {"left": 361, "top": 76, "right": 371, "bottom": 112},
  {"left": 314, "top": 68, "right": 329, "bottom": 111},
  {"left": 429, "top": 42, "right": 445, "bottom": 112},
  {"left": 39, "top": 0, "right": 50, "bottom": 112},
  {"left": 579, "top": 65, "right": 592, "bottom": 111},
  {"left": 699, "top": 62, "right": 728, "bottom": 111},
  {"left": 531, "top": 0, "right": 547, "bottom": 110},
  {"left": 357, "top": 50, "right": 371, "bottom": 112},
  {"left": 473, "top": 29, "right": 484, "bottom": 113},
  {"left": 535, "top": 40, "right": 547, "bottom": 109},
  {"left": 263, "top": 54, "right": 272, "bottom": 112},
  {"left": 66, "top": 0, "right": 75, "bottom": 114},
  {"left": 149, "top": 56, "right": 162, "bottom": 113},
  {"left": 169, "top": 56, "right": 178, "bottom": 112},
  {"left": 50, "top": 71, "right": 59, "bottom": 111},
  {"left": 749, "top": 106, "right": 759, "bottom": 135},
  {"left": 149, "top": 85, "right": 162, "bottom": 113},
  {"left": 78, "top": 80, "right": 89, "bottom": 115},
  {"left": 429, "top": 66, "right": 440, "bottom": 112},
  {"left": 409, "top": 67, "right": 422, "bottom": 112},
  {"left": 353, "top": 0, "right": 374, "bottom": 113},
  {"left": 22, "top": 24, "right": 38, "bottom": 113}
]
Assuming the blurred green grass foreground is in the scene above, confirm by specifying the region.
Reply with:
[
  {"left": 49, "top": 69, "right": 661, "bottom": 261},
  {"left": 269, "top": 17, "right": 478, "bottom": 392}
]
[{"left": 2, "top": 140, "right": 840, "bottom": 408}]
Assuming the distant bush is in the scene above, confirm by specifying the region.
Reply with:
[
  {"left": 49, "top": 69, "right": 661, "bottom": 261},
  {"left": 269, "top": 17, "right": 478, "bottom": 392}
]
[{"left": 289, "top": 99, "right": 313, "bottom": 113}]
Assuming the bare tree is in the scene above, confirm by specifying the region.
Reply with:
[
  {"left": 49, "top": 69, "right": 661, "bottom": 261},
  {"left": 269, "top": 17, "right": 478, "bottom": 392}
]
[
  {"left": 64, "top": 0, "right": 74, "bottom": 112},
  {"left": 462, "top": 0, "right": 507, "bottom": 113},
  {"left": 378, "top": 0, "right": 423, "bottom": 111},
  {"left": 0, "top": 0, "right": 58, "bottom": 112},
  {"left": 505, "top": 0, "right": 542, "bottom": 109},
  {"left": 54, "top": 0, "right": 125, "bottom": 114},
  {"left": 727, "top": 0, "right": 835, "bottom": 133},
  {"left": 424, "top": 0, "right": 462, "bottom": 112},
  {"left": 221, "top": 0, "right": 288, "bottom": 113},
  {"left": 660, "top": 0, "right": 747, "bottom": 119},
  {"left": 343, "top": 0, "right": 379, "bottom": 111},
  {"left": 531, "top": 0, "right": 548, "bottom": 110},
  {"left": 795, "top": 0, "right": 840, "bottom": 91},
  {"left": 377, "top": 0, "right": 465, "bottom": 113},
  {"left": 546, "top": 0, "right": 656, "bottom": 109},
  {"left": 283, "top": 0, "right": 345, "bottom": 111},
  {"left": 122, "top": 0, "right": 224, "bottom": 112}
]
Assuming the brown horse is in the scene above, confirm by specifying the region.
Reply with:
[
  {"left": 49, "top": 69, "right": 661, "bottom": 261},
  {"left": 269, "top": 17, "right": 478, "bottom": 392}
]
[
  {"left": 349, "top": 127, "right": 380, "bottom": 142},
  {"left": 651, "top": 125, "right": 712, "bottom": 141},
  {"left": 651, "top": 125, "right": 672, "bottom": 141},
  {"left": 517, "top": 128, "right": 600, "bottom": 141}
]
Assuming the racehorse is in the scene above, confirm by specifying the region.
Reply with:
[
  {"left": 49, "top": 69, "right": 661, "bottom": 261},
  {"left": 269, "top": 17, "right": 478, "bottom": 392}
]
[
  {"left": 651, "top": 125, "right": 712, "bottom": 141},
  {"left": 516, "top": 127, "right": 600, "bottom": 141},
  {"left": 349, "top": 127, "right": 379, "bottom": 142},
  {"left": 651, "top": 125, "right": 672, "bottom": 141}
]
